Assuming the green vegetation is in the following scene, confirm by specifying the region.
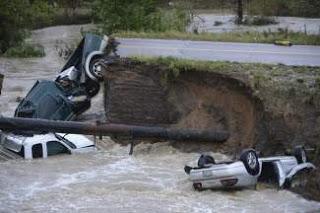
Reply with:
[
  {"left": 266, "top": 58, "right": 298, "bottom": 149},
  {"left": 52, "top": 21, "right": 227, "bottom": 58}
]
[
  {"left": 94, "top": 0, "right": 319, "bottom": 45},
  {"left": 171, "top": 0, "right": 320, "bottom": 18},
  {"left": 28, "top": 0, "right": 55, "bottom": 29},
  {"left": 129, "top": 56, "right": 320, "bottom": 103},
  {"left": 1, "top": 0, "right": 319, "bottom": 56},
  {"left": 92, "top": 0, "right": 189, "bottom": 35},
  {"left": 53, "top": 10, "right": 91, "bottom": 26},
  {"left": 242, "top": 16, "right": 278, "bottom": 26},
  {"left": 32, "top": 8, "right": 92, "bottom": 29},
  {"left": 28, "top": 1, "right": 92, "bottom": 29},
  {"left": 0, "top": 0, "right": 91, "bottom": 57},
  {"left": 247, "top": 0, "right": 320, "bottom": 18},
  {"left": 3, "top": 43, "right": 45, "bottom": 58},
  {"left": 130, "top": 56, "right": 320, "bottom": 77},
  {"left": 115, "top": 30, "right": 320, "bottom": 45},
  {"left": 0, "top": 0, "right": 30, "bottom": 54}
]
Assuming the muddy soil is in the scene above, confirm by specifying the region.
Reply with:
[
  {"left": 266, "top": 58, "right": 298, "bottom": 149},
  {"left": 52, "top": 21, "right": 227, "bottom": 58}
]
[
  {"left": 167, "top": 71, "right": 261, "bottom": 154},
  {"left": 104, "top": 61, "right": 263, "bottom": 153}
]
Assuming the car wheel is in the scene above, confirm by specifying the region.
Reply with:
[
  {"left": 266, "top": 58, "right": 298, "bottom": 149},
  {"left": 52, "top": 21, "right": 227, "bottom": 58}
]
[
  {"left": 240, "top": 149, "right": 260, "bottom": 176},
  {"left": 85, "top": 51, "right": 105, "bottom": 82},
  {"left": 198, "top": 154, "right": 215, "bottom": 168},
  {"left": 85, "top": 80, "right": 100, "bottom": 97},
  {"left": 89, "top": 57, "right": 104, "bottom": 81},
  {"left": 294, "top": 146, "right": 307, "bottom": 164}
]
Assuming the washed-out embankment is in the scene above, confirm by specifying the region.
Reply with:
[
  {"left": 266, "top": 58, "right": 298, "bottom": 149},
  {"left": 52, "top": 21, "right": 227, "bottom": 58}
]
[{"left": 103, "top": 58, "right": 320, "bottom": 200}]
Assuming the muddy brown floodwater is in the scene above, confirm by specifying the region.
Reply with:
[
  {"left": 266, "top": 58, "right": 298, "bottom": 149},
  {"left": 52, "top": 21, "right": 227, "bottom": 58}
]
[{"left": 0, "top": 25, "right": 320, "bottom": 212}]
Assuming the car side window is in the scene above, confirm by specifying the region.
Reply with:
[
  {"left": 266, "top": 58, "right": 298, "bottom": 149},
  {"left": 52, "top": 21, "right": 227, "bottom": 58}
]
[
  {"left": 32, "top": 144, "right": 43, "bottom": 158},
  {"left": 47, "top": 141, "right": 70, "bottom": 156}
]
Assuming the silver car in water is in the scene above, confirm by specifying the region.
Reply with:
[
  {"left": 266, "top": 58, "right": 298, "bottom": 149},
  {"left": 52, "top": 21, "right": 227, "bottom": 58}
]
[{"left": 184, "top": 146, "right": 315, "bottom": 191}]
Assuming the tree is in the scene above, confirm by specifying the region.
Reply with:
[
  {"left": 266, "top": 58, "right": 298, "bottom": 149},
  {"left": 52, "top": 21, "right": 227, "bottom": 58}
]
[
  {"left": 0, "top": 0, "right": 54, "bottom": 53},
  {"left": 93, "top": 0, "right": 156, "bottom": 35},
  {"left": 0, "top": 0, "right": 30, "bottom": 53},
  {"left": 57, "top": 0, "right": 82, "bottom": 18}
]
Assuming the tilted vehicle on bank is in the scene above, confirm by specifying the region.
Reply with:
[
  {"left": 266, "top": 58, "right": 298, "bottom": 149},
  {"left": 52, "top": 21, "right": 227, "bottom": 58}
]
[
  {"left": 0, "top": 132, "right": 95, "bottom": 160},
  {"left": 14, "top": 33, "right": 118, "bottom": 121},
  {"left": 184, "top": 146, "right": 315, "bottom": 191}
]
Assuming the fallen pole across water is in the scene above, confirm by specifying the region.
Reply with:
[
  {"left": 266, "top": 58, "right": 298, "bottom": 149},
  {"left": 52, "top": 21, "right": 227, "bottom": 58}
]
[{"left": 0, "top": 116, "right": 229, "bottom": 142}]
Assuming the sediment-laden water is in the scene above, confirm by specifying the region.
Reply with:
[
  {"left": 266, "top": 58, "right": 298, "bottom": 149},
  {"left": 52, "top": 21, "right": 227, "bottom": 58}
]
[{"left": 0, "top": 25, "right": 319, "bottom": 213}]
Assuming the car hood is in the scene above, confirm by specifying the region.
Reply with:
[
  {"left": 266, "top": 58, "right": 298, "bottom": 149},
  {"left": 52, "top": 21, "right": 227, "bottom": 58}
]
[{"left": 57, "top": 133, "right": 94, "bottom": 149}]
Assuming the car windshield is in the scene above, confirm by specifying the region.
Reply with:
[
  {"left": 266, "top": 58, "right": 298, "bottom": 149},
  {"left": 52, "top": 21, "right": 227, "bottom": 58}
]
[{"left": 54, "top": 133, "right": 76, "bottom": 149}]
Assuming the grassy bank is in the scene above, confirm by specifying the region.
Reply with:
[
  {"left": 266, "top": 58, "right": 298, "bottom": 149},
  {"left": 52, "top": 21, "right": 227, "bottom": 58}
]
[
  {"left": 115, "top": 30, "right": 320, "bottom": 45},
  {"left": 130, "top": 56, "right": 320, "bottom": 98},
  {"left": 2, "top": 43, "right": 45, "bottom": 58},
  {"left": 130, "top": 56, "right": 320, "bottom": 76}
]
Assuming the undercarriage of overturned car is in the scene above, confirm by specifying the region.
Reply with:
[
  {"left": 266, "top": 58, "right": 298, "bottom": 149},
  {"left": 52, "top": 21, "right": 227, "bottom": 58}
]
[{"left": 184, "top": 146, "right": 316, "bottom": 191}]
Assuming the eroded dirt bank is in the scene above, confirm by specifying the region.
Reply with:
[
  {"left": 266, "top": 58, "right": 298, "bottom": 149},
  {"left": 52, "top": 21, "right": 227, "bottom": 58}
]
[{"left": 104, "top": 58, "right": 320, "bottom": 200}]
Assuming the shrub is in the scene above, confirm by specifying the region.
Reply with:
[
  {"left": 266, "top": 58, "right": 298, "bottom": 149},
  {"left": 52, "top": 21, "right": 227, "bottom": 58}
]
[
  {"left": 92, "top": 0, "right": 189, "bottom": 35},
  {"left": 93, "top": 0, "right": 156, "bottom": 34},
  {"left": 243, "top": 16, "right": 278, "bottom": 26},
  {"left": 4, "top": 43, "right": 45, "bottom": 58},
  {"left": 29, "top": 0, "right": 55, "bottom": 29},
  {"left": 0, "top": 0, "right": 31, "bottom": 53},
  {"left": 247, "top": 0, "right": 320, "bottom": 18},
  {"left": 149, "top": 8, "right": 189, "bottom": 32},
  {"left": 0, "top": 0, "right": 54, "bottom": 54}
]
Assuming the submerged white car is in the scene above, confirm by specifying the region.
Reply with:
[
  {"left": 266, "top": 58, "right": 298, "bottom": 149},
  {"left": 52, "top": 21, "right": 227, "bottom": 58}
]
[
  {"left": 0, "top": 132, "right": 95, "bottom": 160},
  {"left": 184, "top": 147, "right": 315, "bottom": 191}
]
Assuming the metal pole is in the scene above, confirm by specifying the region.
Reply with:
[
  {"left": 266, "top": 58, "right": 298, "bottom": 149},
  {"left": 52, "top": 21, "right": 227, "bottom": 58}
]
[{"left": 0, "top": 116, "right": 229, "bottom": 142}]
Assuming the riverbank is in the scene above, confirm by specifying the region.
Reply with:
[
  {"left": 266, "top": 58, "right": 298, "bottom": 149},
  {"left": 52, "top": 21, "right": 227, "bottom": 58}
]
[{"left": 103, "top": 56, "right": 320, "bottom": 201}]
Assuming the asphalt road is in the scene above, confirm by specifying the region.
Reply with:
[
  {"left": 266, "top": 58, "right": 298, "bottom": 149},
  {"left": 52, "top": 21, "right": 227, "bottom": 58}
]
[{"left": 118, "top": 38, "right": 320, "bottom": 66}]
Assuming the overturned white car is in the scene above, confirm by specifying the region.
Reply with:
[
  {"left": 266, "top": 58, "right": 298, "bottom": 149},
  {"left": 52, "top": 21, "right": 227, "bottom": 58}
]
[
  {"left": 184, "top": 147, "right": 315, "bottom": 191},
  {"left": 0, "top": 132, "right": 95, "bottom": 160}
]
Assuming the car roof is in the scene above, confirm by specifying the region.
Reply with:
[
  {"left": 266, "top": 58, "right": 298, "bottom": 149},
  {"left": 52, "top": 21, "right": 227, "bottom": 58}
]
[
  {"left": 21, "top": 133, "right": 58, "bottom": 146},
  {"left": 8, "top": 132, "right": 94, "bottom": 149},
  {"left": 56, "top": 133, "right": 94, "bottom": 148}
]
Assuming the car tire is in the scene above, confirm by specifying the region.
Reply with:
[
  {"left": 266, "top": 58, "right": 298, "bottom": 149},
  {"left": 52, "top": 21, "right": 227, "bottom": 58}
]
[
  {"left": 240, "top": 149, "right": 260, "bottom": 176},
  {"left": 85, "top": 51, "right": 105, "bottom": 82},
  {"left": 89, "top": 56, "right": 104, "bottom": 81},
  {"left": 294, "top": 146, "right": 307, "bottom": 164},
  {"left": 84, "top": 79, "right": 100, "bottom": 98},
  {"left": 198, "top": 154, "right": 215, "bottom": 168}
]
